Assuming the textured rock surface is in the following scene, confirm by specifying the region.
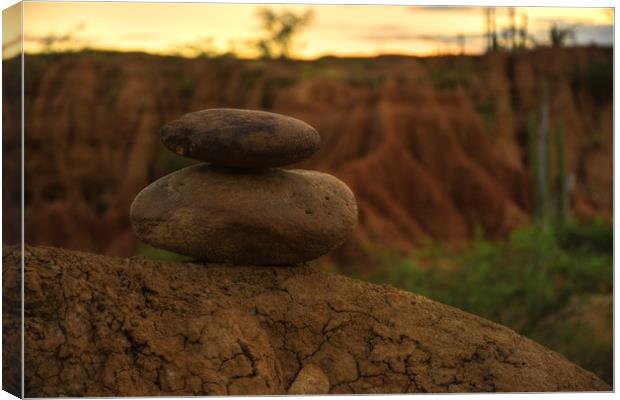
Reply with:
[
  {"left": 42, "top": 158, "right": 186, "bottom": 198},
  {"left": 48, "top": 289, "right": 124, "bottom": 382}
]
[
  {"left": 288, "top": 364, "right": 330, "bottom": 394},
  {"left": 130, "top": 164, "right": 357, "bottom": 264},
  {"left": 160, "top": 108, "right": 321, "bottom": 168},
  {"left": 11, "top": 245, "right": 610, "bottom": 396},
  {"left": 2, "top": 246, "right": 21, "bottom": 397}
]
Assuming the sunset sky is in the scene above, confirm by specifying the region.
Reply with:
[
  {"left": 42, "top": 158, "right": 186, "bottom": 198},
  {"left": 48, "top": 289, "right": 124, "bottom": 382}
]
[{"left": 3, "top": 2, "right": 614, "bottom": 59}]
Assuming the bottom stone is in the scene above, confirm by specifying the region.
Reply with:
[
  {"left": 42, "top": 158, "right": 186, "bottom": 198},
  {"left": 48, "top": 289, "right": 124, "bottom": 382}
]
[{"left": 130, "top": 164, "right": 358, "bottom": 265}]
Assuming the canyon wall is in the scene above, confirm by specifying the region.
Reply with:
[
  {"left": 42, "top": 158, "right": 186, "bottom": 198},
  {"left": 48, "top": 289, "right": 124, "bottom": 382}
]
[{"left": 3, "top": 47, "right": 612, "bottom": 261}]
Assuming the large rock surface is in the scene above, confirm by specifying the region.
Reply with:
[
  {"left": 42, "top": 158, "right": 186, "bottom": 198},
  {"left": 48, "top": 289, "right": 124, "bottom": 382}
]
[
  {"left": 130, "top": 164, "right": 357, "bottom": 264},
  {"left": 160, "top": 108, "right": 321, "bottom": 168},
  {"left": 5, "top": 246, "right": 610, "bottom": 396}
]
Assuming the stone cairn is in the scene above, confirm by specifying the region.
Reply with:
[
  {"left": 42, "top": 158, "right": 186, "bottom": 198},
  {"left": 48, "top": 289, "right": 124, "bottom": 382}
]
[{"left": 130, "top": 108, "right": 358, "bottom": 265}]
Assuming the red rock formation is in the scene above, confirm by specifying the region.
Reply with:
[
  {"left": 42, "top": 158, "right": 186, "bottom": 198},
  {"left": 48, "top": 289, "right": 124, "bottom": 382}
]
[{"left": 3, "top": 48, "right": 611, "bottom": 260}]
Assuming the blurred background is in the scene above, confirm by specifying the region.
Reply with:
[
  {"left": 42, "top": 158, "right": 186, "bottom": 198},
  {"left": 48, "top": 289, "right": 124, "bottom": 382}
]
[{"left": 3, "top": 2, "right": 613, "bottom": 385}]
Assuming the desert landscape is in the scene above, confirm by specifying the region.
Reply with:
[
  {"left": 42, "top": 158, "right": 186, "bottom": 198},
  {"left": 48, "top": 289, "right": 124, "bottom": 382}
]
[{"left": 1, "top": 3, "right": 614, "bottom": 396}]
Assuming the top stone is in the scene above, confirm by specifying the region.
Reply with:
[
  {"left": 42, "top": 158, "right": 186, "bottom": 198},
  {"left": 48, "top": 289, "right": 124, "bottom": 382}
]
[{"left": 160, "top": 108, "right": 321, "bottom": 168}]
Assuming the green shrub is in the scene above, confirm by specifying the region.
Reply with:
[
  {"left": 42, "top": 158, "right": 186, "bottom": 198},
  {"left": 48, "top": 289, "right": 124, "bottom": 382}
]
[
  {"left": 135, "top": 242, "right": 193, "bottom": 262},
  {"left": 557, "top": 218, "right": 613, "bottom": 254}
]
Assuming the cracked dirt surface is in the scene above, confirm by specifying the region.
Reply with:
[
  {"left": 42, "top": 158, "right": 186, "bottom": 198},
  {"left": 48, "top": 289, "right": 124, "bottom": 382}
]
[{"left": 6, "top": 245, "right": 610, "bottom": 396}]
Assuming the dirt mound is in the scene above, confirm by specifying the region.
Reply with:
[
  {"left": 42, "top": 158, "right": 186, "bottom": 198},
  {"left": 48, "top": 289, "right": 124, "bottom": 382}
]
[
  {"left": 4, "top": 245, "right": 609, "bottom": 395},
  {"left": 3, "top": 48, "right": 612, "bottom": 261}
]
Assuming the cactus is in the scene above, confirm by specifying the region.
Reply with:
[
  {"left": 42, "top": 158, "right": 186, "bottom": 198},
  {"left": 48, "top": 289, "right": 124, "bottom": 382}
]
[
  {"left": 537, "top": 82, "right": 551, "bottom": 226},
  {"left": 528, "top": 81, "right": 573, "bottom": 229},
  {"left": 554, "top": 122, "right": 571, "bottom": 227},
  {"left": 527, "top": 82, "right": 554, "bottom": 227},
  {"left": 527, "top": 113, "right": 540, "bottom": 218}
]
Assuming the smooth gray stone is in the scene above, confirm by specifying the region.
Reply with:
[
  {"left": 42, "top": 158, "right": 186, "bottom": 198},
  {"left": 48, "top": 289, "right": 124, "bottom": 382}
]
[
  {"left": 130, "top": 164, "right": 357, "bottom": 264},
  {"left": 160, "top": 109, "right": 320, "bottom": 168}
]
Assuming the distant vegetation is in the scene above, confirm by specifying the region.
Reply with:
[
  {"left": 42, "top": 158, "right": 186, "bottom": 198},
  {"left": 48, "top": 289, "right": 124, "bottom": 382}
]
[
  {"left": 549, "top": 23, "right": 576, "bottom": 48},
  {"left": 28, "top": 22, "right": 87, "bottom": 54},
  {"left": 483, "top": 7, "right": 579, "bottom": 54},
  {"left": 254, "top": 8, "right": 314, "bottom": 59},
  {"left": 328, "top": 220, "right": 613, "bottom": 384},
  {"left": 170, "top": 7, "right": 314, "bottom": 59}
]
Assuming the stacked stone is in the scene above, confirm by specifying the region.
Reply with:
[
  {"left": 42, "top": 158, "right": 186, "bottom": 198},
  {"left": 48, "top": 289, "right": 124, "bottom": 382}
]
[{"left": 130, "top": 108, "right": 358, "bottom": 265}]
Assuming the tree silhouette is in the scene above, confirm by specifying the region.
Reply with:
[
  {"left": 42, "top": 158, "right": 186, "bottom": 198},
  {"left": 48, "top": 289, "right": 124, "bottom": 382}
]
[
  {"left": 549, "top": 23, "right": 576, "bottom": 48},
  {"left": 255, "top": 8, "right": 313, "bottom": 59},
  {"left": 35, "top": 22, "right": 86, "bottom": 53}
]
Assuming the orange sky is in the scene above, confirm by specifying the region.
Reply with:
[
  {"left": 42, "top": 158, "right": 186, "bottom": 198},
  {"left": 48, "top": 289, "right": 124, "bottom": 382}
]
[{"left": 3, "top": 2, "right": 614, "bottom": 59}]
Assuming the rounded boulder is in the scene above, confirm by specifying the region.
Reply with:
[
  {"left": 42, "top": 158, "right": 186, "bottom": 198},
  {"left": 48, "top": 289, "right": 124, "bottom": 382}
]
[
  {"left": 160, "top": 108, "right": 321, "bottom": 168},
  {"left": 130, "top": 164, "right": 357, "bottom": 265}
]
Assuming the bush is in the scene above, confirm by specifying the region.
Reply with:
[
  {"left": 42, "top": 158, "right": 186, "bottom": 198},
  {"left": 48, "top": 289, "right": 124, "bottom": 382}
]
[{"left": 135, "top": 242, "right": 192, "bottom": 262}]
